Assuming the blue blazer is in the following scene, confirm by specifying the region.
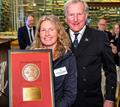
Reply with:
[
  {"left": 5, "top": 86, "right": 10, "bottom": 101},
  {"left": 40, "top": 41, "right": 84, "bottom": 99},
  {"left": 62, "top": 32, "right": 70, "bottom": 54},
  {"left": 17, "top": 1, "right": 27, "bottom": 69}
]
[{"left": 53, "top": 51, "right": 77, "bottom": 107}]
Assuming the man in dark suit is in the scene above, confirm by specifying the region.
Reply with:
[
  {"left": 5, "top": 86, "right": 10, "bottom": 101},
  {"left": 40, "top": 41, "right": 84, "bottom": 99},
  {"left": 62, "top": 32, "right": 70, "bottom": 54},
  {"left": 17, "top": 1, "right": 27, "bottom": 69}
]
[
  {"left": 18, "top": 15, "right": 36, "bottom": 49},
  {"left": 64, "top": 0, "right": 117, "bottom": 107}
]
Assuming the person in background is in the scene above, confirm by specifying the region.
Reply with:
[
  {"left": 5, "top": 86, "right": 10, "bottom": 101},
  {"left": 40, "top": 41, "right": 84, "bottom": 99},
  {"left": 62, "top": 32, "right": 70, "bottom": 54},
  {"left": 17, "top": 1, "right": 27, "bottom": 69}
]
[
  {"left": 97, "top": 18, "right": 113, "bottom": 41},
  {"left": 111, "top": 23, "right": 120, "bottom": 67},
  {"left": 116, "top": 24, "right": 120, "bottom": 67},
  {"left": 98, "top": 18, "right": 118, "bottom": 68},
  {"left": 30, "top": 15, "right": 77, "bottom": 107},
  {"left": 64, "top": 0, "right": 117, "bottom": 107},
  {"left": 112, "top": 23, "right": 120, "bottom": 107},
  {"left": 18, "top": 15, "right": 36, "bottom": 49}
]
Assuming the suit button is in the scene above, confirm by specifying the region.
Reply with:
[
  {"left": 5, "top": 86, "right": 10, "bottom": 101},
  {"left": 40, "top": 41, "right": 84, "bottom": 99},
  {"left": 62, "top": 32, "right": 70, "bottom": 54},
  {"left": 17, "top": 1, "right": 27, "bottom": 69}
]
[
  {"left": 83, "top": 78, "right": 87, "bottom": 82},
  {"left": 82, "top": 67, "right": 86, "bottom": 70},
  {"left": 112, "top": 86, "right": 114, "bottom": 89}
]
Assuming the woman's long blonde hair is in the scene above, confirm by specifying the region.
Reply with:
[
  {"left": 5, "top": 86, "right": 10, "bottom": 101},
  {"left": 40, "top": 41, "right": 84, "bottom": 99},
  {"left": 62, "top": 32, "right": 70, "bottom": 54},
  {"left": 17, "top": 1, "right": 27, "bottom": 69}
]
[{"left": 31, "top": 15, "right": 71, "bottom": 60}]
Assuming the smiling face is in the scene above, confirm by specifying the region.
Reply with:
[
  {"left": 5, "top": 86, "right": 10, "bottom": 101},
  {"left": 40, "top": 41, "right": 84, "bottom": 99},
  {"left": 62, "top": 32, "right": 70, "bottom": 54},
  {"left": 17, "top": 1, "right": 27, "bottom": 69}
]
[
  {"left": 39, "top": 20, "right": 58, "bottom": 49},
  {"left": 65, "top": 2, "right": 88, "bottom": 32}
]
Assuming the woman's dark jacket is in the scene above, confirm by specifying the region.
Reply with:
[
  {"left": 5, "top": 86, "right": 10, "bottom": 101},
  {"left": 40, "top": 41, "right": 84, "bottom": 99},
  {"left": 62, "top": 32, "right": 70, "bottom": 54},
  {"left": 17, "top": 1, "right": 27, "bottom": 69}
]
[{"left": 53, "top": 51, "right": 77, "bottom": 107}]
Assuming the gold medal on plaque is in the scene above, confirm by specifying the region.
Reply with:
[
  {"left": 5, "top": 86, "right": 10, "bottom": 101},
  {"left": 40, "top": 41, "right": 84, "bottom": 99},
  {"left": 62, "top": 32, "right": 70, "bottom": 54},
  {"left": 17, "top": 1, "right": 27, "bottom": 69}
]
[
  {"left": 22, "top": 63, "right": 40, "bottom": 82},
  {"left": 23, "top": 87, "right": 41, "bottom": 101}
]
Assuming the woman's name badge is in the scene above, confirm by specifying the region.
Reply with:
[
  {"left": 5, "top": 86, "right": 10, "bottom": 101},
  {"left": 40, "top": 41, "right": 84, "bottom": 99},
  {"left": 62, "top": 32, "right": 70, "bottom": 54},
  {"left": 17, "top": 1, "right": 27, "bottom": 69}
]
[{"left": 54, "top": 67, "right": 67, "bottom": 77}]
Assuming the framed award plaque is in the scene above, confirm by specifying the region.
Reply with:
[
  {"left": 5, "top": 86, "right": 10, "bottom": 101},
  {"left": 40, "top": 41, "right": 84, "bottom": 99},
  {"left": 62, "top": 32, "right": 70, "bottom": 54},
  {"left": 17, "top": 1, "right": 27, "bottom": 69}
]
[{"left": 8, "top": 49, "right": 55, "bottom": 107}]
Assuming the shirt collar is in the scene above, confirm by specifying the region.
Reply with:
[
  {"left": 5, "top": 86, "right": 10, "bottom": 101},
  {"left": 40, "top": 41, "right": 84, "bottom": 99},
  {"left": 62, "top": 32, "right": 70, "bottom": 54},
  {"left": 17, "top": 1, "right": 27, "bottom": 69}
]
[
  {"left": 69, "top": 25, "right": 86, "bottom": 37},
  {"left": 26, "top": 25, "right": 33, "bottom": 30},
  {"left": 69, "top": 25, "right": 86, "bottom": 43}
]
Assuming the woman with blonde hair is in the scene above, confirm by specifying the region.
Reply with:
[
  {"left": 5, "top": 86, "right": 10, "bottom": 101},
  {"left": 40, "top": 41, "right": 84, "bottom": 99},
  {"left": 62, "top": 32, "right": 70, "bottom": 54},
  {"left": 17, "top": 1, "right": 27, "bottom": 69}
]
[
  {"left": 31, "top": 15, "right": 77, "bottom": 107},
  {"left": 111, "top": 23, "right": 120, "bottom": 66}
]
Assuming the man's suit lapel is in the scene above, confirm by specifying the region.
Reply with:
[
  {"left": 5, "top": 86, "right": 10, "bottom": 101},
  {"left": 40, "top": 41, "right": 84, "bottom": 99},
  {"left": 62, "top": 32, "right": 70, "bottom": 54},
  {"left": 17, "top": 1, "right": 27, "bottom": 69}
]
[
  {"left": 24, "top": 26, "right": 31, "bottom": 45},
  {"left": 66, "top": 26, "right": 92, "bottom": 52},
  {"left": 77, "top": 26, "right": 91, "bottom": 51}
]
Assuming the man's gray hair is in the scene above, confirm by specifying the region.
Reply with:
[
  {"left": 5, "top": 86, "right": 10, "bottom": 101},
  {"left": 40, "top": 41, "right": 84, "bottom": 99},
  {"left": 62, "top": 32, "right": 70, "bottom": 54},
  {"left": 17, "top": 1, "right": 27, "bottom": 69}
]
[{"left": 64, "top": 0, "right": 89, "bottom": 17}]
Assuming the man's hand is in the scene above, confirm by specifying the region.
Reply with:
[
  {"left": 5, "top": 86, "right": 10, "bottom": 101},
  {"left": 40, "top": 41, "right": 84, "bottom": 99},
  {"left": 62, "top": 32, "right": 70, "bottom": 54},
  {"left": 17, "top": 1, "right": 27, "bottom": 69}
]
[{"left": 103, "top": 100, "right": 114, "bottom": 107}]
